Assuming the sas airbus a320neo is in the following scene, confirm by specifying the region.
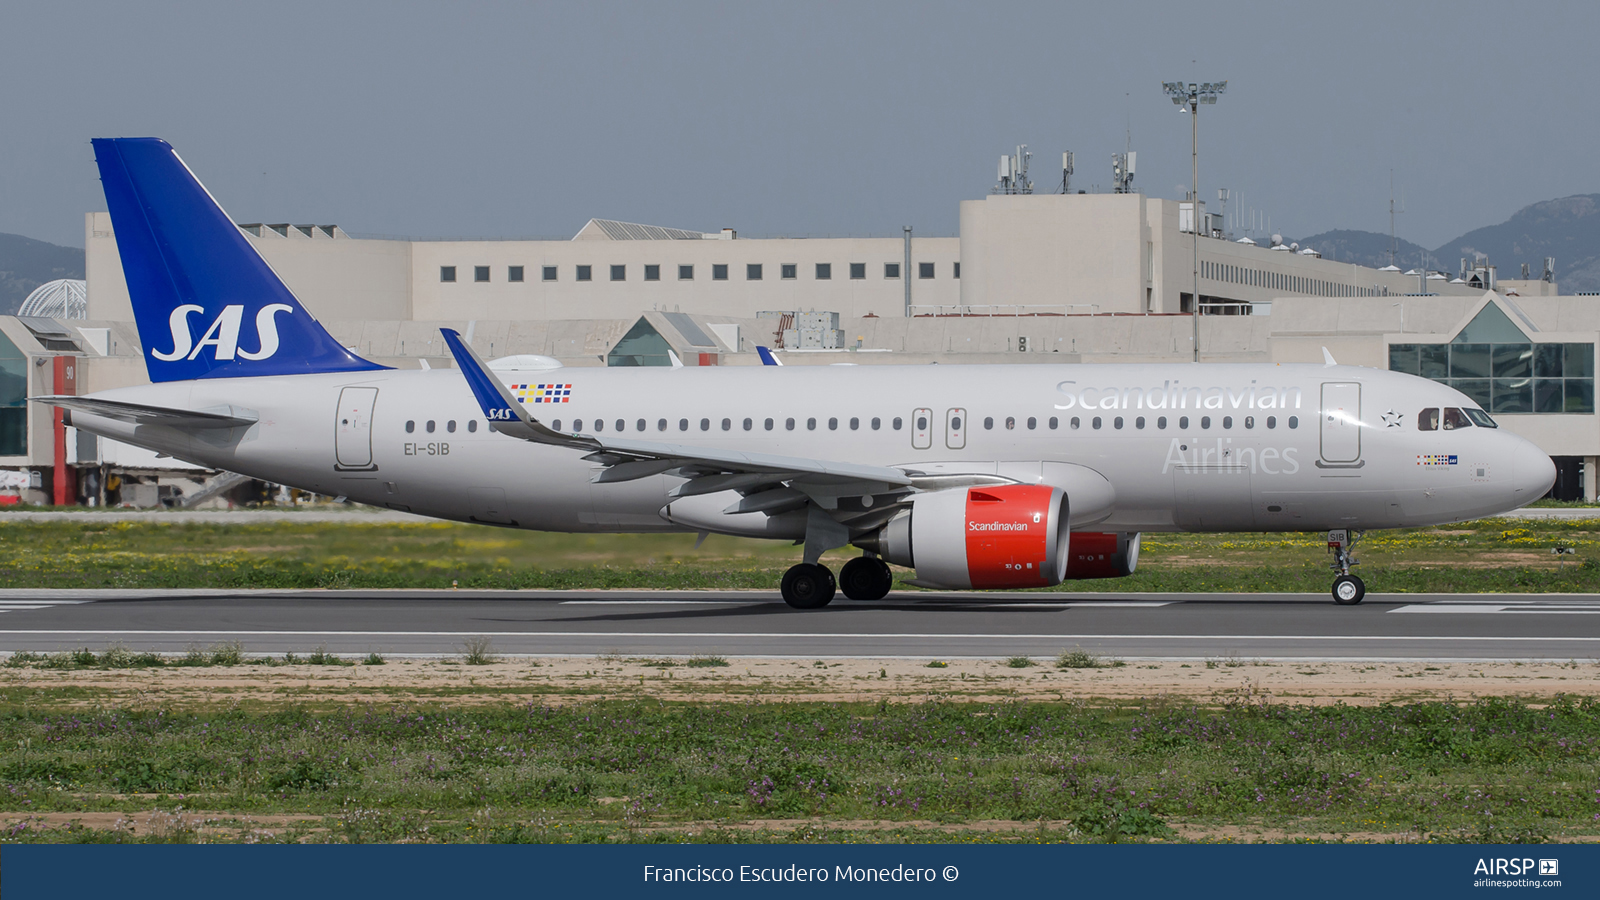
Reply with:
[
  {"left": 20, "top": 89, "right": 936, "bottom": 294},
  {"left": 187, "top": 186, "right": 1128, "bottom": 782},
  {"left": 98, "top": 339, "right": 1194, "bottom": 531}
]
[{"left": 40, "top": 138, "right": 1556, "bottom": 608}]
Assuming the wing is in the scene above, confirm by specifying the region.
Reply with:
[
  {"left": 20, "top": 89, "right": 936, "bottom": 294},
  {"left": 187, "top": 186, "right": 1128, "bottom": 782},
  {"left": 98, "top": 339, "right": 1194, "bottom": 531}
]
[
  {"left": 31, "top": 395, "right": 258, "bottom": 429},
  {"left": 439, "top": 329, "right": 975, "bottom": 539}
]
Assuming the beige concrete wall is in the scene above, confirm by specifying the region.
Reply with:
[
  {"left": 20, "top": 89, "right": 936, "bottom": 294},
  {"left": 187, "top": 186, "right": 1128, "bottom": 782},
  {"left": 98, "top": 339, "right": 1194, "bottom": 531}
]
[
  {"left": 405, "top": 236, "right": 959, "bottom": 322},
  {"left": 86, "top": 213, "right": 413, "bottom": 324},
  {"left": 958, "top": 194, "right": 1148, "bottom": 314}
]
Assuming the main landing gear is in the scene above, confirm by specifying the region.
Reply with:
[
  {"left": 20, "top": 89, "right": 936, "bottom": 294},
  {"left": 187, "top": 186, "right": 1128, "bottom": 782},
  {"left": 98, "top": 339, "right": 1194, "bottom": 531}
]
[
  {"left": 780, "top": 563, "right": 836, "bottom": 609},
  {"left": 1327, "top": 529, "right": 1365, "bottom": 605},
  {"left": 780, "top": 556, "right": 894, "bottom": 608}
]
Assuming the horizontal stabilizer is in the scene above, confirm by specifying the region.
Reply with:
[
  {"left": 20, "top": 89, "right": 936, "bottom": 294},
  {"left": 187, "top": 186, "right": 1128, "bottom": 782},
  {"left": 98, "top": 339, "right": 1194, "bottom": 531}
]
[{"left": 31, "top": 395, "right": 257, "bottom": 429}]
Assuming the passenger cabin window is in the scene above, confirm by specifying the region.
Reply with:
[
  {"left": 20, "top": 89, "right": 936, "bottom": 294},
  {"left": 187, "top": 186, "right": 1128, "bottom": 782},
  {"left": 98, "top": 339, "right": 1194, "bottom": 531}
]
[
  {"left": 405, "top": 420, "right": 415, "bottom": 433},
  {"left": 893, "top": 417, "right": 903, "bottom": 430},
  {"left": 426, "top": 420, "right": 436, "bottom": 433},
  {"left": 1442, "top": 408, "right": 1473, "bottom": 430},
  {"left": 1419, "top": 408, "right": 1440, "bottom": 431},
  {"left": 468, "top": 420, "right": 478, "bottom": 433},
  {"left": 447, "top": 420, "right": 456, "bottom": 433},
  {"left": 657, "top": 418, "right": 667, "bottom": 431}
]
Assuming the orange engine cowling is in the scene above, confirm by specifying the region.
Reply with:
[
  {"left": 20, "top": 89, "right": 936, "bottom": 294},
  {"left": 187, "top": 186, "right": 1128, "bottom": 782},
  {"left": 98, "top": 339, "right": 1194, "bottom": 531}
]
[
  {"left": 857, "top": 484, "right": 1070, "bottom": 590},
  {"left": 1063, "top": 532, "right": 1141, "bottom": 579}
]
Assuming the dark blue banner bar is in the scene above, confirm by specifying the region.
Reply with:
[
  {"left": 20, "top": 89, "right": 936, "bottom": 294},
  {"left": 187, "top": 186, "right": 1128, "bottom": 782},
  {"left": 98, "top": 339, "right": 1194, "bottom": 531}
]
[{"left": 3, "top": 844, "right": 1592, "bottom": 898}]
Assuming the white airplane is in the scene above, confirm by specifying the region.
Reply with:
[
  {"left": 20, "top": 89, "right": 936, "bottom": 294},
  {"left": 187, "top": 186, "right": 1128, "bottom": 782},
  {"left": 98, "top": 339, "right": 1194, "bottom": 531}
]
[{"left": 39, "top": 138, "right": 1557, "bottom": 608}]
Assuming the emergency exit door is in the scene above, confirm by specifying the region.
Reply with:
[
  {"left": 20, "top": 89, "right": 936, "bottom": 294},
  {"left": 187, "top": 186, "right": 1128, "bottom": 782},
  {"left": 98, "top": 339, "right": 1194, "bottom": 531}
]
[
  {"left": 1319, "top": 382, "right": 1362, "bottom": 465},
  {"left": 335, "top": 386, "right": 379, "bottom": 470}
]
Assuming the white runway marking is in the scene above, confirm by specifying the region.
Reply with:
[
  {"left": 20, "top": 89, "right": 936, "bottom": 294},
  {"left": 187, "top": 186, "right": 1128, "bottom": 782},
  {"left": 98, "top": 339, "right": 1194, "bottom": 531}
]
[
  {"left": 1391, "top": 600, "right": 1600, "bottom": 615},
  {"left": 0, "top": 629, "right": 1592, "bottom": 643},
  {"left": 0, "top": 601, "right": 91, "bottom": 614},
  {"left": 558, "top": 600, "right": 1175, "bottom": 608}
]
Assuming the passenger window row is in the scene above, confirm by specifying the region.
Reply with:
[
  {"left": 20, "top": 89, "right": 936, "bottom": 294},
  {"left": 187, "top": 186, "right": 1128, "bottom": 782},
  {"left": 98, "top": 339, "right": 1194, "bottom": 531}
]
[
  {"left": 404, "top": 419, "right": 479, "bottom": 434},
  {"left": 546, "top": 416, "right": 909, "bottom": 433},
  {"left": 1062, "top": 414, "right": 1298, "bottom": 431}
]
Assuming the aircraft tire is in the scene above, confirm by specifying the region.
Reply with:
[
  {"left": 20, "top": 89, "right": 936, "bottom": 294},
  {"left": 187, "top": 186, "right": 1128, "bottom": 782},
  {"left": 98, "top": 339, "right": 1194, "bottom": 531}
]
[
  {"left": 781, "top": 563, "right": 837, "bottom": 609},
  {"left": 1332, "top": 574, "right": 1365, "bottom": 605},
  {"left": 839, "top": 557, "right": 893, "bottom": 601}
]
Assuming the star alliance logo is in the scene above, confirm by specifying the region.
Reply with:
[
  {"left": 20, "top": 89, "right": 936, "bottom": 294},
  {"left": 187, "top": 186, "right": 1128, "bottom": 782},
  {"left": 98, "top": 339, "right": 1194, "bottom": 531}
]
[{"left": 1382, "top": 410, "right": 1403, "bottom": 428}]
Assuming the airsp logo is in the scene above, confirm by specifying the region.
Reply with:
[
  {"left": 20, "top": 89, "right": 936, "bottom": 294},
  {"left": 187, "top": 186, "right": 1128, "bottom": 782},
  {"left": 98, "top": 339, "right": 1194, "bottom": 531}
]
[{"left": 153, "top": 303, "right": 294, "bottom": 362}]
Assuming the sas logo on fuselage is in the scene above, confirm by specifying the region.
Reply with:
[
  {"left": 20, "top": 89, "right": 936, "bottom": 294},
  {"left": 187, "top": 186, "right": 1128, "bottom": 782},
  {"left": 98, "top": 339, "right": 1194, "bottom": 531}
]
[{"left": 153, "top": 304, "right": 293, "bottom": 362}]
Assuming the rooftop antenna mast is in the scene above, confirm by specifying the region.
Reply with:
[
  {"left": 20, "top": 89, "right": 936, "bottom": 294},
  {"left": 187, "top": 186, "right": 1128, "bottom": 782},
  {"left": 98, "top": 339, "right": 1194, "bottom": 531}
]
[
  {"left": 1059, "top": 151, "right": 1074, "bottom": 194},
  {"left": 1388, "top": 170, "right": 1405, "bottom": 267},
  {"left": 992, "top": 145, "right": 1034, "bottom": 194}
]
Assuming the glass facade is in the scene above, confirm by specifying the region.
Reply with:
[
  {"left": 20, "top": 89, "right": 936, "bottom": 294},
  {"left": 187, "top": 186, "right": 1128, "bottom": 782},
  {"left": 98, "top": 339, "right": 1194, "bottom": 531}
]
[
  {"left": 1390, "top": 341, "right": 1595, "bottom": 414},
  {"left": 0, "top": 329, "right": 26, "bottom": 456}
]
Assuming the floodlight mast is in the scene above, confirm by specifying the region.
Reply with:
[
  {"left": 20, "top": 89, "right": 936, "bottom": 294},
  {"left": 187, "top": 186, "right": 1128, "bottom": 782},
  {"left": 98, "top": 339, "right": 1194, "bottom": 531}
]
[{"left": 1163, "top": 80, "right": 1226, "bottom": 362}]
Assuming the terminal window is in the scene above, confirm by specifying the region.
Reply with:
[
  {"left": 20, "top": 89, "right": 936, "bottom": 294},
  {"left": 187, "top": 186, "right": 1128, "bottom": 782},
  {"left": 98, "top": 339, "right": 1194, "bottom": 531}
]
[
  {"left": 679, "top": 265, "right": 694, "bottom": 280},
  {"left": 1389, "top": 341, "right": 1595, "bottom": 414},
  {"left": 508, "top": 266, "right": 524, "bottom": 282},
  {"left": 713, "top": 264, "right": 729, "bottom": 281},
  {"left": 440, "top": 266, "right": 456, "bottom": 283},
  {"left": 474, "top": 266, "right": 490, "bottom": 282},
  {"left": 644, "top": 265, "right": 660, "bottom": 281},
  {"left": 747, "top": 264, "right": 763, "bottom": 281},
  {"left": 850, "top": 263, "right": 866, "bottom": 280},
  {"left": 0, "top": 329, "right": 26, "bottom": 455},
  {"left": 918, "top": 262, "right": 935, "bottom": 279},
  {"left": 816, "top": 263, "right": 832, "bottom": 280},
  {"left": 542, "top": 266, "right": 557, "bottom": 281},
  {"left": 781, "top": 264, "right": 797, "bottom": 280},
  {"left": 611, "top": 265, "right": 626, "bottom": 281},
  {"left": 884, "top": 263, "right": 901, "bottom": 279},
  {"left": 576, "top": 265, "right": 592, "bottom": 282},
  {"left": 954, "top": 262, "right": 961, "bottom": 278}
]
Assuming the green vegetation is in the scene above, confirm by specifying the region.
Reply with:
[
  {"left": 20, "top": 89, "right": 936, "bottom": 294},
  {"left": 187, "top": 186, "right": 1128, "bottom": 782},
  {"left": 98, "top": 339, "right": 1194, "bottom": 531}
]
[
  {"left": 0, "top": 696, "right": 1595, "bottom": 844},
  {"left": 1057, "top": 649, "right": 1123, "bottom": 670},
  {"left": 3, "top": 514, "right": 1600, "bottom": 593}
]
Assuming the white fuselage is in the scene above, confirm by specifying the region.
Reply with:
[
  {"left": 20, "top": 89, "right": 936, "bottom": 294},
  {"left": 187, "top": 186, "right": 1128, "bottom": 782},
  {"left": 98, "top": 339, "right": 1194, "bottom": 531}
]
[{"left": 67, "top": 362, "right": 1553, "bottom": 534}]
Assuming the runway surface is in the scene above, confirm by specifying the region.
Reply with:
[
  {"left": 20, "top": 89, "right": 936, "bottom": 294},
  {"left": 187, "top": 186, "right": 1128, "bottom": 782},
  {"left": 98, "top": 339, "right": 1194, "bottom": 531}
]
[{"left": 3, "top": 588, "right": 1600, "bottom": 661}]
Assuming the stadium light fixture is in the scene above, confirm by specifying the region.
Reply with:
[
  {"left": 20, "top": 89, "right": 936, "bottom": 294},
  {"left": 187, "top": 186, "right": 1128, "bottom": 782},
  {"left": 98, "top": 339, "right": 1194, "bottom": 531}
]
[{"left": 1163, "top": 80, "right": 1226, "bottom": 361}]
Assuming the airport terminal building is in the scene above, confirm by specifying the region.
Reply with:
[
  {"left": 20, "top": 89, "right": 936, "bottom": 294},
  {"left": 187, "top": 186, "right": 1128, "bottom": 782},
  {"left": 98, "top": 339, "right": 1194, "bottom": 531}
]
[{"left": 1, "top": 189, "right": 1593, "bottom": 505}]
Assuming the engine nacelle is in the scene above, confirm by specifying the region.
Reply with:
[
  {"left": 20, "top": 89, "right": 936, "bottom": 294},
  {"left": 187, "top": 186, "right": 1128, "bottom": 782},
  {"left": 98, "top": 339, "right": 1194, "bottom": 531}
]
[
  {"left": 858, "top": 484, "right": 1069, "bottom": 590},
  {"left": 1062, "top": 532, "right": 1141, "bottom": 579}
]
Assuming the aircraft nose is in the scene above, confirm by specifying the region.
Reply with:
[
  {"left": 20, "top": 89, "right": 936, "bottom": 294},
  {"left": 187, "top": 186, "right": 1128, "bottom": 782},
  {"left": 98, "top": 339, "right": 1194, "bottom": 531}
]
[{"left": 1512, "top": 440, "right": 1557, "bottom": 506}]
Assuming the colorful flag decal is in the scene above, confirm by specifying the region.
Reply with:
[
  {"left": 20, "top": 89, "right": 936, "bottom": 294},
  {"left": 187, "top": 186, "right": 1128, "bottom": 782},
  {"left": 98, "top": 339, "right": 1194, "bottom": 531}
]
[
  {"left": 511, "top": 383, "right": 572, "bottom": 404},
  {"left": 1417, "top": 454, "right": 1457, "bottom": 466}
]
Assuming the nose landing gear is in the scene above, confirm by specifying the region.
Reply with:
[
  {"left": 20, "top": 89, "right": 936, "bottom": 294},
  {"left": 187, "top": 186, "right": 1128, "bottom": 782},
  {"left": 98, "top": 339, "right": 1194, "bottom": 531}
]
[{"left": 1327, "top": 529, "right": 1365, "bottom": 605}]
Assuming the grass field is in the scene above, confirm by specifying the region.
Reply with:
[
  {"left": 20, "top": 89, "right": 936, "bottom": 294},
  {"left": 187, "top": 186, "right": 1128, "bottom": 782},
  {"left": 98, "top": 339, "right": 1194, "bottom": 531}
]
[
  {"left": 0, "top": 685, "right": 1595, "bottom": 845},
  {"left": 2, "top": 512, "right": 1598, "bottom": 845},
  {"left": 2, "top": 513, "right": 1600, "bottom": 593}
]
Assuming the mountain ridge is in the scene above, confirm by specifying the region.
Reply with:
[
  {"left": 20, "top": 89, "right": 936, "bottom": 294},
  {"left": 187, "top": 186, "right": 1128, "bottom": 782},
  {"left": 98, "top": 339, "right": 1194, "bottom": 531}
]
[{"left": 0, "top": 232, "right": 85, "bottom": 316}]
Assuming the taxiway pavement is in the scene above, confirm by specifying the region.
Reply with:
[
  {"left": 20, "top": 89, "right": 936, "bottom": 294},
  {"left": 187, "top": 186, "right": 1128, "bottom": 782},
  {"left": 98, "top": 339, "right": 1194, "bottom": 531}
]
[{"left": 2, "top": 589, "right": 1598, "bottom": 661}]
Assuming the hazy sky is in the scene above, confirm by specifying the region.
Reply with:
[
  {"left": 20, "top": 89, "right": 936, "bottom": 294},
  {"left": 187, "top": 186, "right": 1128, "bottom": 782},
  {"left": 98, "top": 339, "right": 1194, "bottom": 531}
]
[{"left": 2, "top": 1, "right": 1595, "bottom": 250}]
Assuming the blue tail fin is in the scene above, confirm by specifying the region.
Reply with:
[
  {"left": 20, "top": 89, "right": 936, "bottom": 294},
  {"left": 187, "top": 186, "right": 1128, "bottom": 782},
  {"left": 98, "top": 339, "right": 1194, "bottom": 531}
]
[{"left": 92, "top": 138, "right": 386, "bottom": 382}]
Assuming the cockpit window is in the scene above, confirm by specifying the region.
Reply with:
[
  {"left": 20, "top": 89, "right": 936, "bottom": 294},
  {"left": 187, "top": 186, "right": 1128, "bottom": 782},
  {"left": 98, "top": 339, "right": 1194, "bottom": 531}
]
[
  {"left": 1464, "top": 408, "right": 1498, "bottom": 428},
  {"left": 1442, "top": 408, "right": 1472, "bottom": 430},
  {"left": 1418, "top": 408, "right": 1439, "bottom": 431}
]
